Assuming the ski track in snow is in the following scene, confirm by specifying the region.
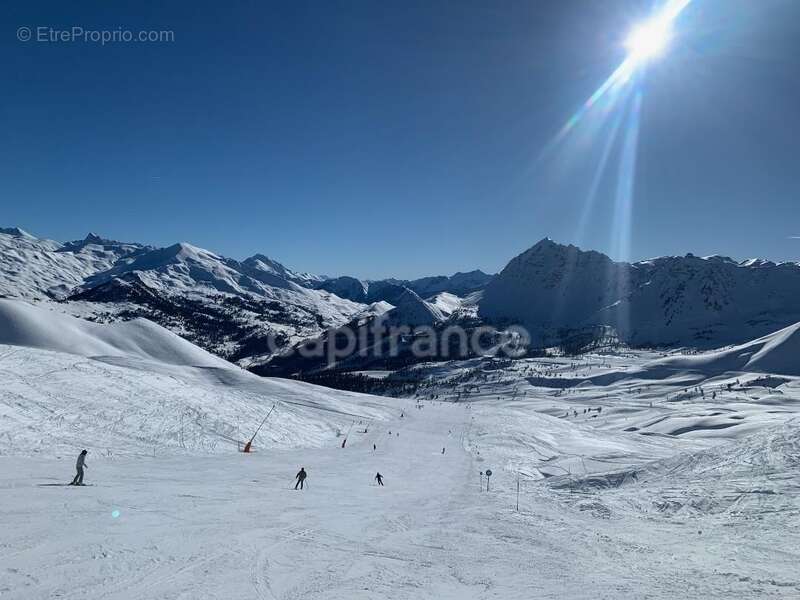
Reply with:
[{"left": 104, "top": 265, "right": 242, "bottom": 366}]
[
  {"left": 2, "top": 397, "right": 800, "bottom": 599},
  {"left": 2, "top": 305, "right": 800, "bottom": 597}
]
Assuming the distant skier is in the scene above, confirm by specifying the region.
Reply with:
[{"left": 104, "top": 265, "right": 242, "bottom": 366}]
[
  {"left": 70, "top": 449, "right": 88, "bottom": 486},
  {"left": 373, "top": 443, "right": 376, "bottom": 451},
  {"left": 442, "top": 447, "right": 446, "bottom": 455},
  {"left": 341, "top": 438, "right": 347, "bottom": 449},
  {"left": 375, "top": 472, "right": 384, "bottom": 486},
  {"left": 294, "top": 467, "right": 307, "bottom": 490}
]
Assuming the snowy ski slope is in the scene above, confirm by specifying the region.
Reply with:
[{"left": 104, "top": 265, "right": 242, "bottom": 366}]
[{"left": 1, "top": 298, "right": 799, "bottom": 598}]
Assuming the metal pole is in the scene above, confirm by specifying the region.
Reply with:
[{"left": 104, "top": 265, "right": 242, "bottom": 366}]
[
  {"left": 244, "top": 404, "right": 276, "bottom": 452},
  {"left": 250, "top": 404, "right": 276, "bottom": 442},
  {"left": 516, "top": 476, "right": 520, "bottom": 511}
]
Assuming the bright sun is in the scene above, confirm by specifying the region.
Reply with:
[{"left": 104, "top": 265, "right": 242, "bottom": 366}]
[{"left": 625, "top": 18, "right": 672, "bottom": 63}]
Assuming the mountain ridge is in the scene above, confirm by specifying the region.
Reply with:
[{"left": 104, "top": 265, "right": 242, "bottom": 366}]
[
  {"left": 480, "top": 238, "right": 800, "bottom": 347},
  {"left": 4, "top": 227, "right": 800, "bottom": 367}
]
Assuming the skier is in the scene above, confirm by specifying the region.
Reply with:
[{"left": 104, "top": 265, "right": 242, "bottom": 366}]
[
  {"left": 70, "top": 449, "right": 88, "bottom": 486},
  {"left": 442, "top": 447, "right": 446, "bottom": 455},
  {"left": 341, "top": 438, "right": 347, "bottom": 449},
  {"left": 294, "top": 467, "right": 307, "bottom": 490},
  {"left": 373, "top": 443, "right": 376, "bottom": 451},
  {"left": 375, "top": 472, "right": 384, "bottom": 486}
]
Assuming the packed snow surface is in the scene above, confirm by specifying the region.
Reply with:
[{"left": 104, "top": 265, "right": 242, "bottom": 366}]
[
  {"left": 2, "top": 300, "right": 800, "bottom": 598},
  {"left": 0, "top": 299, "right": 227, "bottom": 367}
]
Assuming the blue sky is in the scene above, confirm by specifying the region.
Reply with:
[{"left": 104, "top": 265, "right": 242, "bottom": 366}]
[{"left": 2, "top": 0, "right": 799, "bottom": 279}]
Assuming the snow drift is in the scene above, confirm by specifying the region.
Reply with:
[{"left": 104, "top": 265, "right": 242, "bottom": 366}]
[
  {"left": 0, "top": 298, "right": 228, "bottom": 367},
  {"left": 656, "top": 320, "right": 800, "bottom": 377}
]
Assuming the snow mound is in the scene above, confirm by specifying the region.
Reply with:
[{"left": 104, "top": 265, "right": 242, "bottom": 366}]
[
  {"left": 0, "top": 298, "right": 227, "bottom": 367},
  {"left": 653, "top": 321, "right": 800, "bottom": 377}
]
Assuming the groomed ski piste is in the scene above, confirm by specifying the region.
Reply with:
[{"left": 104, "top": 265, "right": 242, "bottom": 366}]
[{"left": 1, "top": 298, "right": 799, "bottom": 599}]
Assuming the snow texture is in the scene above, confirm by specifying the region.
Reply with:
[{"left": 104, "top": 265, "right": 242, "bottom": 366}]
[{"left": 2, "top": 297, "right": 800, "bottom": 598}]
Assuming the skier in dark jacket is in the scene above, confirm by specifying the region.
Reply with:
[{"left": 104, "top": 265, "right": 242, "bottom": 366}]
[
  {"left": 70, "top": 450, "right": 88, "bottom": 486},
  {"left": 294, "top": 467, "right": 307, "bottom": 490},
  {"left": 375, "top": 472, "right": 384, "bottom": 486}
]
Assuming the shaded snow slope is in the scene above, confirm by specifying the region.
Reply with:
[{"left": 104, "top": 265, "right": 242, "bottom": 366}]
[
  {"left": 480, "top": 238, "right": 800, "bottom": 347},
  {"left": 383, "top": 288, "right": 446, "bottom": 326},
  {"left": 317, "top": 270, "right": 493, "bottom": 303},
  {"left": 649, "top": 320, "right": 800, "bottom": 377}
]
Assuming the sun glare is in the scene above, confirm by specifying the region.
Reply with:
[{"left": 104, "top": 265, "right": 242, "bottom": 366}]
[{"left": 625, "top": 18, "right": 672, "bottom": 63}]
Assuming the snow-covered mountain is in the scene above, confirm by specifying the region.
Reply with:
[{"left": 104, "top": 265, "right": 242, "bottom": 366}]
[
  {"left": 314, "top": 275, "right": 370, "bottom": 303},
  {"left": 407, "top": 270, "right": 494, "bottom": 298},
  {"left": 316, "top": 270, "right": 493, "bottom": 303},
  {"left": 480, "top": 238, "right": 800, "bottom": 347},
  {"left": 0, "top": 231, "right": 148, "bottom": 299},
  {"left": 5, "top": 227, "right": 800, "bottom": 368},
  {"left": 240, "top": 253, "right": 326, "bottom": 288},
  {"left": 382, "top": 288, "right": 447, "bottom": 327},
  {"left": 0, "top": 229, "right": 360, "bottom": 366}
]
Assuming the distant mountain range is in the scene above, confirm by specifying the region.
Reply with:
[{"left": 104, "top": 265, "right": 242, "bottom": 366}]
[
  {"left": 317, "top": 270, "right": 492, "bottom": 303},
  {"left": 2, "top": 227, "right": 799, "bottom": 372},
  {"left": 480, "top": 238, "right": 800, "bottom": 347},
  {"left": 0, "top": 228, "right": 490, "bottom": 367}
]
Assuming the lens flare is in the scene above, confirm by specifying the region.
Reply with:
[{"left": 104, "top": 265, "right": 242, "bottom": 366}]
[
  {"left": 626, "top": 18, "right": 671, "bottom": 63},
  {"left": 545, "top": 0, "right": 691, "bottom": 152}
]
